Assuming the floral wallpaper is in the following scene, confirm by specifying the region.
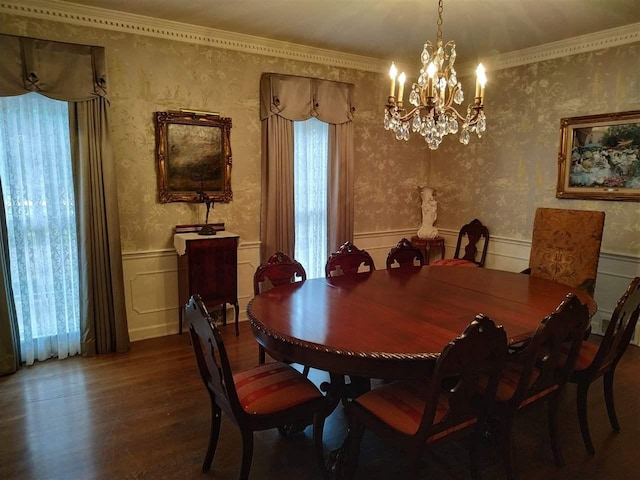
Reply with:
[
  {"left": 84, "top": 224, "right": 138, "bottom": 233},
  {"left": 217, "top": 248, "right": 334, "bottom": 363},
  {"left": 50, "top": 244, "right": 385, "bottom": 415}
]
[
  {"left": 0, "top": 13, "right": 427, "bottom": 253},
  {"left": 1, "top": 12, "right": 638, "bottom": 257},
  {"left": 429, "top": 44, "right": 640, "bottom": 255}
]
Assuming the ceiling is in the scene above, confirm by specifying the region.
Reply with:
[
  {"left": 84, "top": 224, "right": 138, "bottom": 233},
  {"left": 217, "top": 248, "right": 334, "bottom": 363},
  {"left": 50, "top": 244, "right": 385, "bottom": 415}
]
[{"left": 56, "top": 0, "right": 640, "bottom": 65}]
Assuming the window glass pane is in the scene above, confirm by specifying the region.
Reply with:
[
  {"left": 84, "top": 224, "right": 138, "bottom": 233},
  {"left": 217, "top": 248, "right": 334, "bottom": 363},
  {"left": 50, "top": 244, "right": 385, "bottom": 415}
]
[
  {"left": 0, "top": 93, "right": 80, "bottom": 365},
  {"left": 294, "top": 118, "right": 328, "bottom": 279}
]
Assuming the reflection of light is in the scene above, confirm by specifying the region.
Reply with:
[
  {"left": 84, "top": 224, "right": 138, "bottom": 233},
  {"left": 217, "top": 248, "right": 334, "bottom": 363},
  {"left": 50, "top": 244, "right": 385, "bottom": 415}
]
[
  {"left": 290, "top": 280, "right": 329, "bottom": 344},
  {"left": 22, "top": 362, "right": 96, "bottom": 478}
]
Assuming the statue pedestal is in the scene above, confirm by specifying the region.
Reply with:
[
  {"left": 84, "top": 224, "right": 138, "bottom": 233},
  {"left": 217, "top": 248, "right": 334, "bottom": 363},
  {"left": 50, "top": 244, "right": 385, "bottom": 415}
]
[{"left": 411, "top": 236, "right": 445, "bottom": 265}]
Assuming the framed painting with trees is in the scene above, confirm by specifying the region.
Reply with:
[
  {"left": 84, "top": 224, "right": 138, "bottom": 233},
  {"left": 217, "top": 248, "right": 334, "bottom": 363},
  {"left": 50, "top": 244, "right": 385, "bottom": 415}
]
[{"left": 155, "top": 110, "right": 232, "bottom": 203}]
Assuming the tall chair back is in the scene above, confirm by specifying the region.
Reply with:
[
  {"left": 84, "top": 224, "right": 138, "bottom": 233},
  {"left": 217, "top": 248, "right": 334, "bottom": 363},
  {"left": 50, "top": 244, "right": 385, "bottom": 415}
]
[
  {"left": 341, "top": 315, "right": 507, "bottom": 479},
  {"left": 186, "top": 295, "right": 328, "bottom": 478},
  {"left": 588, "top": 277, "right": 640, "bottom": 373},
  {"left": 253, "top": 252, "right": 307, "bottom": 365},
  {"left": 254, "top": 252, "right": 306, "bottom": 295},
  {"left": 187, "top": 295, "right": 244, "bottom": 426},
  {"left": 325, "top": 241, "right": 375, "bottom": 277},
  {"left": 493, "top": 294, "right": 590, "bottom": 479},
  {"left": 386, "top": 238, "right": 425, "bottom": 269},
  {"left": 528, "top": 207, "right": 604, "bottom": 296},
  {"left": 431, "top": 219, "right": 489, "bottom": 268},
  {"left": 506, "top": 294, "right": 590, "bottom": 409},
  {"left": 570, "top": 277, "right": 640, "bottom": 454}
]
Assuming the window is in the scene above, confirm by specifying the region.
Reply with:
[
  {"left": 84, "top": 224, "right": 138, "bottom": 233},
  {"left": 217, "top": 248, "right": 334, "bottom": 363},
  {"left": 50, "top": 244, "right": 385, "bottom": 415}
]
[
  {"left": 294, "top": 118, "right": 328, "bottom": 279},
  {"left": 0, "top": 93, "right": 80, "bottom": 365}
]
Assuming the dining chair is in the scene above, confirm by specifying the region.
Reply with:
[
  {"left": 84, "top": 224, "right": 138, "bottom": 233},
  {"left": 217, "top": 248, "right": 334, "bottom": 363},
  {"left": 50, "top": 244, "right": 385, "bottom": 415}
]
[
  {"left": 253, "top": 252, "right": 307, "bottom": 367},
  {"left": 325, "top": 241, "right": 376, "bottom": 398},
  {"left": 386, "top": 237, "right": 425, "bottom": 269},
  {"left": 185, "top": 295, "right": 328, "bottom": 479},
  {"left": 490, "top": 294, "right": 590, "bottom": 480},
  {"left": 325, "top": 241, "right": 375, "bottom": 277},
  {"left": 570, "top": 276, "right": 640, "bottom": 455},
  {"left": 338, "top": 315, "right": 508, "bottom": 480},
  {"left": 523, "top": 207, "right": 605, "bottom": 297},
  {"left": 431, "top": 218, "right": 489, "bottom": 268}
]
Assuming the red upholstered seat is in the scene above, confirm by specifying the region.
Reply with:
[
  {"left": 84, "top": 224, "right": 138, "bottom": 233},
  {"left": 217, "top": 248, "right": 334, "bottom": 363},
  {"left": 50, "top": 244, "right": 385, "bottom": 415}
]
[
  {"left": 339, "top": 315, "right": 507, "bottom": 479},
  {"left": 433, "top": 219, "right": 489, "bottom": 268},
  {"left": 234, "top": 363, "right": 322, "bottom": 415},
  {"left": 186, "top": 295, "right": 328, "bottom": 478},
  {"left": 431, "top": 258, "right": 478, "bottom": 267},
  {"left": 573, "top": 340, "right": 599, "bottom": 372},
  {"left": 355, "top": 381, "right": 477, "bottom": 442},
  {"left": 491, "top": 363, "right": 540, "bottom": 403}
]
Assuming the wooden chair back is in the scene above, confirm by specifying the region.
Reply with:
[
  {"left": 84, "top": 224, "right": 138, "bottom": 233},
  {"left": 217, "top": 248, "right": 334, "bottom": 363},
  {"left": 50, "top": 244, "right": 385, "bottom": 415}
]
[
  {"left": 591, "top": 277, "right": 640, "bottom": 373},
  {"left": 186, "top": 295, "right": 328, "bottom": 476},
  {"left": 186, "top": 295, "right": 243, "bottom": 422},
  {"left": 341, "top": 315, "right": 507, "bottom": 479},
  {"left": 254, "top": 252, "right": 306, "bottom": 295},
  {"left": 453, "top": 218, "right": 489, "bottom": 267},
  {"left": 417, "top": 315, "right": 507, "bottom": 439},
  {"left": 507, "top": 294, "right": 590, "bottom": 408},
  {"left": 386, "top": 238, "right": 425, "bottom": 269},
  {"left": 253, "top": 252, "right": 307, "bottom": 366},
  {"left": 325, "top": 241, "right": 375, "bottom": 277},
  {"left": 528, "top": 207, "right": 605, "bottom": 296}
]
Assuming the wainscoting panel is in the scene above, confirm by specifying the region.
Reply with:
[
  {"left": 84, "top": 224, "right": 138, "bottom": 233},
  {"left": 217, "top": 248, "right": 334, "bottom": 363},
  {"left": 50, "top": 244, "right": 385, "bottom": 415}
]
[
  {"left": 124, "top": 230, "right": 639, "bottom": 344},
  {"left": 123, "top": 241, "right": 261, "bottom": 341}
]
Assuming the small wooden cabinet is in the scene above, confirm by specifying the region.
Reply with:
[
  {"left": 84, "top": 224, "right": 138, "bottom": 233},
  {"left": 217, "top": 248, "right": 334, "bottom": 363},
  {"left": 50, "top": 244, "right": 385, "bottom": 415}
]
[
  {"left": 410, "top": 235, "right": 445, "bottom": 265},
  {"left": 175, "top": 232, "right": 239, "bottom": 335}
]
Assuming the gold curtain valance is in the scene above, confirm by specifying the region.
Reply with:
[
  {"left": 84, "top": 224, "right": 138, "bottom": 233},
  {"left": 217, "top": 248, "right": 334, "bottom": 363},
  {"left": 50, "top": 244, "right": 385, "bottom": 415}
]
[
  {"left": 0, "top": 34, "right": 107, "bottom": 101},
  {"left": 260, "top": 73, "right": 355, "bottom": 125}
]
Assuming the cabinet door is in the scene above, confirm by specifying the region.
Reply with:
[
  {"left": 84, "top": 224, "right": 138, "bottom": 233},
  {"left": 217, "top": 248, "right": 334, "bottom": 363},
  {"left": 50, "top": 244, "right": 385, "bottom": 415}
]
[{"left": 187, "top": 238, "right": 238, "bottom": 305}]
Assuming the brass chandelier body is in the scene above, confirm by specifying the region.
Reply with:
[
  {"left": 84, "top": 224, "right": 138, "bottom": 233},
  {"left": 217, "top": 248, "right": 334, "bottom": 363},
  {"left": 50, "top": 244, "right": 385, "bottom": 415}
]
[{"left": 384, "top": 0, "right": 486, "bottom": 149}]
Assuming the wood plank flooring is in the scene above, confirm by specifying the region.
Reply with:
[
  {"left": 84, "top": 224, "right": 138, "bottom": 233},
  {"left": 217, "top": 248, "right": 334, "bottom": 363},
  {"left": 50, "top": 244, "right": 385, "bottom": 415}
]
[{"left": 1, "top": 322, "right": 639, "bottom": 479}]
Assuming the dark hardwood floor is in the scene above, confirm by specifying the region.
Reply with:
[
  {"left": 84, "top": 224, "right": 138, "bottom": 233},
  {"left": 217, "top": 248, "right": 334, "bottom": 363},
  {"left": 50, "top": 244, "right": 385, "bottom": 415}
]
[{"left": 1, "top": 322, "right": 639, "bottom": 479}]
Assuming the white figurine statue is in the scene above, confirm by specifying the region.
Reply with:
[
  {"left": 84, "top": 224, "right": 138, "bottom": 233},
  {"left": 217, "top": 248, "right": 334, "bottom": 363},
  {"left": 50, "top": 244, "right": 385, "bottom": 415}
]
[{"left": 417, "top": 185, "right": 439, "bottom": 239}]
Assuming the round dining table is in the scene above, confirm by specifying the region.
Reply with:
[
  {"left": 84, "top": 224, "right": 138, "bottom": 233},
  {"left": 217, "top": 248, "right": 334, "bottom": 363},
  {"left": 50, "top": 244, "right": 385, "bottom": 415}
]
[{"left": 247, "top": 266, "right": 596, "bottom": 381}]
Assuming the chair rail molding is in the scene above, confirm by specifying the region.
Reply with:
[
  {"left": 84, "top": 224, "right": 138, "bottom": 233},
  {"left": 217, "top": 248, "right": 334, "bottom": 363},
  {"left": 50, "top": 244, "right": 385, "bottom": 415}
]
[{"left": 122, "top": 231, "right": 638, "bottom": 344}]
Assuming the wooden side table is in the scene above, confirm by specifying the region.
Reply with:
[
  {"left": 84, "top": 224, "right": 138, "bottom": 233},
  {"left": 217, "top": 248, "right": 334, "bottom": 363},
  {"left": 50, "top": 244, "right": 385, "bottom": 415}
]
[
  {"left": 410, "top": 235, "right": 445, "bottom": 265},
  {"left": 174, "top": 232, "right": 239, "bottom": 335}
]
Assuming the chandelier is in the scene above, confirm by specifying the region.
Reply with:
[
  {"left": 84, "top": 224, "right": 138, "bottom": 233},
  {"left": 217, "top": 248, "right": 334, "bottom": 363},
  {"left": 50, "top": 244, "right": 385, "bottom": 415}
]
[{"left": 384, "top": 0, "right": 487, "bottom": 149}]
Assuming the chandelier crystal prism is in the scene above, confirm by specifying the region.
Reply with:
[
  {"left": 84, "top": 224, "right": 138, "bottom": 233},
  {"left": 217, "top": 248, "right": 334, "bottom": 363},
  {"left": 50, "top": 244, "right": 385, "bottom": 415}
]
[{"left": 384, "top": 0, "right": 487, "bottom": 149}]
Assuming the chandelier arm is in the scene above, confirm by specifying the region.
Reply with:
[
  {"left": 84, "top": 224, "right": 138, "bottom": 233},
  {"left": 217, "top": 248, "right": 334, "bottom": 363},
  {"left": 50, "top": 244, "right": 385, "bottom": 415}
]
[{"left": 383, "top": 0, "right": 486, "bottom": 147}]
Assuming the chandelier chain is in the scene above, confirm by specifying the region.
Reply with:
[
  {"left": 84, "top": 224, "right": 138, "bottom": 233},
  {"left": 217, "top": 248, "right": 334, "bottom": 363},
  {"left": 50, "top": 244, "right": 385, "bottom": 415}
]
[{"left": 436, "top": 0, "right": 443, "bottom": 47}]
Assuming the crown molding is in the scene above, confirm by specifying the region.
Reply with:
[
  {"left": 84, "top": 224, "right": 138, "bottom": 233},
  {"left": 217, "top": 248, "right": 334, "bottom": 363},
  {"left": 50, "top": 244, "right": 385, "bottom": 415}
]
[
  {"left": 0, "top": 0, "right": 389, "bottom": 72},
  {"left": 480, "top": 23, "right": 640, "bottom": 72},
  {"left": 2, "top": 1, "right": 639, "bottom": 75}
]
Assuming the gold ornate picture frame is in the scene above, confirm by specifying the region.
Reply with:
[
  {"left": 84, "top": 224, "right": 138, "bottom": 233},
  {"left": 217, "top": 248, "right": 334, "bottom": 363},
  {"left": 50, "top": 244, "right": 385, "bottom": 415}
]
[
  {"left": 556, "top": 110, "right": 640, "bottom": 202},
  {"left": 155, "top": 111, "right": 232, "bottom": 203}
]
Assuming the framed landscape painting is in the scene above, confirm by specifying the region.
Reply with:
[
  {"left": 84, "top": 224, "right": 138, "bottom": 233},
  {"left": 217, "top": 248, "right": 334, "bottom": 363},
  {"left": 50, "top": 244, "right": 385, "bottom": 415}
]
[
  {"left": 155, "top": 111, "right": 233, "bottom": 203},
  {"left": 556, "top": 110, "right": 640, "bottom": 201}
]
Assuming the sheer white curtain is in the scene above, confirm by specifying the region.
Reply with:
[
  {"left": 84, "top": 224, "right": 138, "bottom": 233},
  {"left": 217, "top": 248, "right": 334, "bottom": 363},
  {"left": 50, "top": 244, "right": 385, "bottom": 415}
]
[
  {"left": 0, "top": 93, "right": 80, "bottom": 365},
  {"left": 294, "top": 117, "right": 328, "bottom": 279}
]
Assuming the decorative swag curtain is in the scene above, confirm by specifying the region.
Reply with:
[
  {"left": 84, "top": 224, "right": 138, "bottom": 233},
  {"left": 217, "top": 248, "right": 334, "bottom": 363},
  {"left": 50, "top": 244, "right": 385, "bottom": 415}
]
[
  {"left": 260, "top": 73, "right": 355, "bottom": 261},
  {"left": 0, "top": 34, "right": 129, "bottom": 375}
]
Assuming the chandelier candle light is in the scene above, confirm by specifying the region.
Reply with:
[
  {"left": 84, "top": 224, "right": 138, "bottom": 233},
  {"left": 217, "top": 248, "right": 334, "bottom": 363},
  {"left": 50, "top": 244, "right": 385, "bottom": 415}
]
[{"left": 384, "top": 0, "right": 487, "bottom": 149}]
